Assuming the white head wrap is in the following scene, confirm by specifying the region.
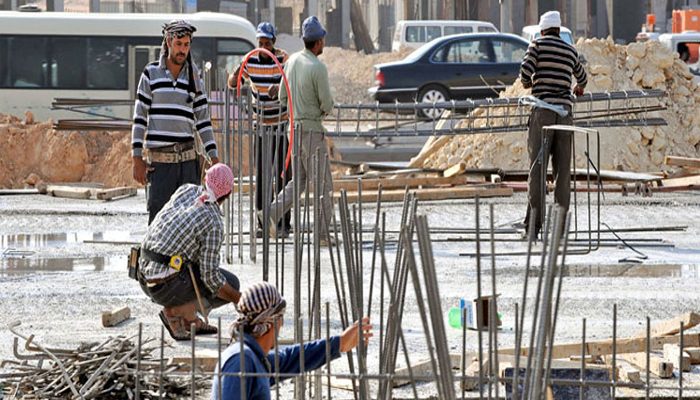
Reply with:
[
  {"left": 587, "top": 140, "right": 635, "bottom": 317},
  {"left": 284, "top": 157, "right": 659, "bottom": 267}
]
[{"left": 539, "top": 11, "right": 561, "bottom": 31}]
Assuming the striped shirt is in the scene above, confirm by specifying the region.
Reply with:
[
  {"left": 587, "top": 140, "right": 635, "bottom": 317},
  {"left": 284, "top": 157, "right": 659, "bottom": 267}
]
[
  {"left": 241, "top": 48, "right": 289, "bottom": 127},
  {"left": 131, "top": 54, "right": 218, "bottom": 158},
  {"left": 520, "top": 34, "right": 587, "bottom": 107},
  {"left": 139, "top": 184, "right": 225, "bottom": 294}
]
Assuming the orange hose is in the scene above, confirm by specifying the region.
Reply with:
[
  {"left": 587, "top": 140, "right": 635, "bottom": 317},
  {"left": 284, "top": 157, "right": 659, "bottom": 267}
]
[{"left": 235, "top": 48, "right": 295, "bottom": 176}]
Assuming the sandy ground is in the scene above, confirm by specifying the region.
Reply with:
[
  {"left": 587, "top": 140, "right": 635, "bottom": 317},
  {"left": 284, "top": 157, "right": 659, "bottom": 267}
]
[{"left": 1, "top": 190, "right": 700, "bottom": 398}]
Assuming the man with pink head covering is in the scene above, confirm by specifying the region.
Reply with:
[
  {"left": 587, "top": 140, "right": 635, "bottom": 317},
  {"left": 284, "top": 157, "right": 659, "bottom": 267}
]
[{"left": 136, "top": 164, "right": 241, "bottom": 340}]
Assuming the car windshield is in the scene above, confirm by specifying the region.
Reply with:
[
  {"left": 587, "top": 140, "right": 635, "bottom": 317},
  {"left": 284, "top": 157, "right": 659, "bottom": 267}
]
[{"left": 403, "top": 36, "right": 446, "bottom": 63}]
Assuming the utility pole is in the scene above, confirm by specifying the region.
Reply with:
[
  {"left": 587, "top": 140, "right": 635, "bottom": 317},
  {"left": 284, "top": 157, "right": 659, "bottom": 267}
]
[{"left": 500, "top": 0, "right": 513, "bottom": 32}]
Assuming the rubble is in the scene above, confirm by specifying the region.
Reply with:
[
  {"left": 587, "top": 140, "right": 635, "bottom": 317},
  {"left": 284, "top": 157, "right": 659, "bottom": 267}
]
[{"left": 418, "top": 38, "right": 700, "bottom": 172}]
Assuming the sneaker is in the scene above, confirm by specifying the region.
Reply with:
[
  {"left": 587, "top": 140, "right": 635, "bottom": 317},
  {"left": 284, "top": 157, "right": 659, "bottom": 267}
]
[
  {"left": 275, "top": 228, "right": 290, "bottom": 239},
  {"left": 255, "top": 228, "right": 263, "bottom": 239}
]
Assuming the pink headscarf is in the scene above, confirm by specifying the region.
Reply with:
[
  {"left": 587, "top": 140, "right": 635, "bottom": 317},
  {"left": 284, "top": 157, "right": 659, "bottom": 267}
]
[{"left": 197, "top": 163, "right": 234, "bottom": 205}]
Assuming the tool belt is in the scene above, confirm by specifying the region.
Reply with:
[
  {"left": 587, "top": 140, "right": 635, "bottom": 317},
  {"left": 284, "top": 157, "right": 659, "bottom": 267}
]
[
  {"left": 146, "top": 141, "right": 197, "bottom": 164},
  {"left": 135, "top": 248, "right": 188, "bottom": 286}
]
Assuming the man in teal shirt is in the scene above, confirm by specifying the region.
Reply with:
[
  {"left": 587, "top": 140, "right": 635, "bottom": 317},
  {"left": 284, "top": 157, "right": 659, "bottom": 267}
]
[{"left": 264, "top": 16, "right": 336, "bottom": 245}]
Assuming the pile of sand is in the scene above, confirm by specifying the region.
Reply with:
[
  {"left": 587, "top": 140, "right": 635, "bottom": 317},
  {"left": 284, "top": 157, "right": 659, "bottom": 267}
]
[
  {"left": 418, "top": 38, "right": 700, "bottom": 172},
  {"left": 0, "top": 114, "right": 133, "bottom": 189}
]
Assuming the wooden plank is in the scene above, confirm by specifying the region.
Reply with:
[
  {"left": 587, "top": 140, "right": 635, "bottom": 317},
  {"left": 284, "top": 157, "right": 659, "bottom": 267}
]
[
  {"left": 620, "top": 365, "right": 642, "bottom": 383},
  {"left": 663, "top": 344, "right": 691, "bottom": 372},
  {"left": 633, "top": 312, "right": 700, "bottom": 338},
  {"left": 0, "top": 189, "right": 40, "bottom": 195},
  {"left": 391, "top": 354, "right": 465, "bottom": 387},
  {"left": 47, "top": 185, "right": 93, "bottom": 199},
  {"left": 443, "top": 162, "right": 467, "bottom": 178},
  {"left": 664, "top": 155, "right": 700, "bottom": 169},
  {"left": 95, "top": 186, "right": 137, "bottom": 201},
  {"left": 660, "top": 174, "right": 700, "bottom": 189},
  {"left": 685, "top": 347, "right": 700, "bottom": 364},
  {"left": 618, "top": 352, "right": 674, "bottom": 378},
  {"left": 500, "top": 333, "right": 700, "bottom": 359},
  {"left": 101, "top": 306, "right": 131, "bottom": 327},
  {"left": 333, "top": 174, "right": 484, "bottom": 191},
  {"left": 336, "top": 185, "right": 513, "bottom": 203}
]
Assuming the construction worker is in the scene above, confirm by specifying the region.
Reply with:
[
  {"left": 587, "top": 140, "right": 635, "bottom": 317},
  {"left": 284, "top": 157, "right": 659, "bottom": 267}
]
[
  {"left": 228, "top": 22, "right": 292, "bottom": 238},
  {"left": 137, "top": 164, "right": 240, "bottom": 341},
  {"left": 131, "top": 20, "right": 219, "bottom": 224},
  {"left": 263, "top": 16, "right": 336, "bottom": 245},
  {"left": 211, "top": 282, "right": 372, "bottom": 400},
  {"left": 519, "top": 11, "right": 587, "bottom": 240}
]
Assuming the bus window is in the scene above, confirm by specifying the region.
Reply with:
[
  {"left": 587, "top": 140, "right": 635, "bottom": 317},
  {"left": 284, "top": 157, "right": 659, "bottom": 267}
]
[
  {"left": 0, "top": 38, "right": 7, "bottom": 87},
  {"left": 51, "top": 37, "right": 87, "bottom": 88},
  {"left": 444, "top": 26, "right": 473, "bottom": 35},
  {"left": 190, "top": 37, "right": 215, "bottom": 71},
  {"left": 9, "top": 36, "right": 48, "bottom": 87},
  {"left": 87, "top": 38, "right": 127, "bottom": 89},
  {"left": 217, "top": 38, "right": 253, "bottom": 75}
]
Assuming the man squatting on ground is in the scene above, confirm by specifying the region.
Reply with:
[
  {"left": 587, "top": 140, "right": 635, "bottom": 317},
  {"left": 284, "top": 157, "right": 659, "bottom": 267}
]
[
  {"left": 138, "top": 164, "right": 241, "bottom": 341},
  {"left": 228, "top": 22, "right": 292, "bottom": 238},
  {"left": 132, "top": 20, "right": 219, "bottom": 224},
  {"left": 519, "top": 10, "right": 587, "bottom": 240},
  {"left": 263, "top": 16, "right": 336, "bottom": 245},
  {"left": 211, "top": 282, "right": 372, "bottom": 400}
]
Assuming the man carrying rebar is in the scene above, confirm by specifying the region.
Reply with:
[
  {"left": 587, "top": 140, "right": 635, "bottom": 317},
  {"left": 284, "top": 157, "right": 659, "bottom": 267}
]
[
  {"left": 131, "top": 20, "right": 219, "bottom": 224},
  {"left": 137, "top": 164, "right": 241, "bottom": 341},
  {"left": 519, "top": 10, "right": 587, "bottom": 240},
  {"left": 228, "top": 22, "right": 292, "bottom": 238},
  {"left": 211, "top": 281, "right": 372, "bottom": 400},
  {"left": 262, "top": 16, "right": 336, "bottom": 245}
]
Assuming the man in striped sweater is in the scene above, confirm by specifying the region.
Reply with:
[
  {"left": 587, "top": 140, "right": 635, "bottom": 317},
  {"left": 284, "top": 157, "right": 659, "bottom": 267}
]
[
  {"left": 132, "top": 20, "right": 219, "bottom": 224},
  {"left": 228, "top": 22, "right": 292, "bottom": 238},
  {"left": 519, "top": 10, "right": 587, "bottom": 240}
]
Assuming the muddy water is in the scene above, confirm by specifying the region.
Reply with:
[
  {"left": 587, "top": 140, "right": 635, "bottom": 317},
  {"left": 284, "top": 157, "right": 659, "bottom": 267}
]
[{"left": 0, "top": 231, "right": 135, "bottom": 272}]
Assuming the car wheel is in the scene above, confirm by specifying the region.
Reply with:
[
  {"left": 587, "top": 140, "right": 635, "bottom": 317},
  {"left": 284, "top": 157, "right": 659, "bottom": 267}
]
[{"left": 418, "top": 85, "right": 448, "bottom": 120}]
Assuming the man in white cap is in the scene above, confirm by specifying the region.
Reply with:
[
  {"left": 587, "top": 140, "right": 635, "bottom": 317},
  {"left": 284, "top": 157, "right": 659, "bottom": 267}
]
[
  {"left": 211, "top": 282, "right": 372, "bottom": 400},
  {"left": 264, "top": 16, "right": 336, "bottom": 246},
  {"left": 137, "top": 164, "right": 241, "bottom": 340},
  {"left": 519, "top": 10, "right": 587, "bottom": 240}
]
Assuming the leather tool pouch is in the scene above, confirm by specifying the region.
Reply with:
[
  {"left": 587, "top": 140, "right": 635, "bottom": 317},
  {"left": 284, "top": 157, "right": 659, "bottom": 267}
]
[{"left": 128, "top": 247, "right": 141, "bottom": 280}]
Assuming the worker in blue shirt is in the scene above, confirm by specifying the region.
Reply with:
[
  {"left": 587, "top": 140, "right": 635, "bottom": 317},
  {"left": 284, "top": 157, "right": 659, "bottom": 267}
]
[{"left": 211, "top": 282, "right": 372, "bottom": 400}]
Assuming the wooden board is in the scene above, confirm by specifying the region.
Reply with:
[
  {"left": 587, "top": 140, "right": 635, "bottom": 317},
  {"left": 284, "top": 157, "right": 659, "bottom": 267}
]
[
  {"left": 443, "top": 162, "right": 467, "bottom": 178},
  {"left": 101, "top": 306, "right": 131, "bottom": 327},
  {"left": 685, "top": 347, "right": 700, "bottom": 364},
  {"left": 660, "top": 174, "right": 700, "bottom": 189},
  {"left": 663, "top": 344, "right": 691, "bottom": 372},
  {"left": 618, "top": 352, "right": 674, "bottom": 378},
  {"left": 499, "top": 333, "right": 700, "bottom": 360},
  {"left": 336, "top": 185, "right": 513, "bottom": 203},
  {"left": 333, "top": 174, "right": 484, "bottom": 191},
  {"left": 633, "top": 312, "right": 700, "bottom": 338},
  {"left": 664, "top": 155, "right": 700, "bottom": 169},
  {"left": 0, "top": 189, "right": 40, "bottom": 195},
  {"left": 95, "top": 186, "right": 137, "bottom": 201},
  {"left": 47, "top": 185, "right": 92, "bottom": 199}
]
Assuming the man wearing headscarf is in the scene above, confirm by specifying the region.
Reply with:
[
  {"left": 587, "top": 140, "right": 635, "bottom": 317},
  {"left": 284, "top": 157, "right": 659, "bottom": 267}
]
[
  {"left": 211, "top": 282, "right": 372, "bottom": 400},
  {"left": 137, "top": 164, "right": 240, "bottom": 341},
  {"left": 131, "top": 19, "right": 220, "bottom": 224},
  {"left": 519, "top": 11, "right": 587, "bottom": 240}
]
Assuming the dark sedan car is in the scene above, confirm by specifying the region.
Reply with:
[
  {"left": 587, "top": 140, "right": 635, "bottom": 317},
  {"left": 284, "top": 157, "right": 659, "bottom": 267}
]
[{"left": 369, "top": 33, "right": 530, "bottom": 119}]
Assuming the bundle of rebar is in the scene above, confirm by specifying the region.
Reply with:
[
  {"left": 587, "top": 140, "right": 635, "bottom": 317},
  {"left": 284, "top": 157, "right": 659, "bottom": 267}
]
[{"left": 1, "top": 323, "right": 205, "bottom": 399}]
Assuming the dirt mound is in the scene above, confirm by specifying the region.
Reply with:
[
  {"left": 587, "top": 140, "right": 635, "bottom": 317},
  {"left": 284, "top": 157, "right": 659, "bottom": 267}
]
[
  {"left": 417, "top": 38, "right": 700, "bottom": 172},
  {"left": 321, "top": 47, "right": 412, "bottom": 105},
  {"left": 0, "top": 117, "right": 132, "bottom": 189}
]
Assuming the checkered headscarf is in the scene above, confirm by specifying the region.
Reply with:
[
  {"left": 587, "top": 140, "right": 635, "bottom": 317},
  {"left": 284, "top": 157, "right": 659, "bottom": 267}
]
[
  {"left": 233, "top": 282, "right": 286, "bottom": 338},
  {"left": 197, "top": 164, "right": 234, "bottom": 205}
]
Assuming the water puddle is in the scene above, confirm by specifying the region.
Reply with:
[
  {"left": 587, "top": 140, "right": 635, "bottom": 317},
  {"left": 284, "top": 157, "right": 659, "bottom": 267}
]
[
  {"left": 1, "top": 255, "right": 125, "bottom": 272},
  {"left": 0, "top": 231, "right": 135, "bottom": 273},
  {"left": 560, "top": 264, "right": 699, "bottom": 278}
]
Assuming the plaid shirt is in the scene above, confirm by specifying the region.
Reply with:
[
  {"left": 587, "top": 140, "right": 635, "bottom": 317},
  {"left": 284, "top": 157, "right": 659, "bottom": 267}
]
[{"left": 140, "top": 184, "right": 225, "bottom": 294}]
